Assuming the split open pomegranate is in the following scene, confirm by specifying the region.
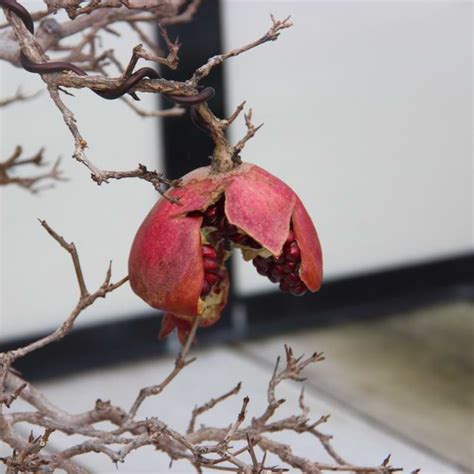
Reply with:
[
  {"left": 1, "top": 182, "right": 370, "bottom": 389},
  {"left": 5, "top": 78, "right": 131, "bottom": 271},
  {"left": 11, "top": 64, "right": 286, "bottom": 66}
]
[{"left": 128, "top": 163, "right": 323, "bottom": 344}]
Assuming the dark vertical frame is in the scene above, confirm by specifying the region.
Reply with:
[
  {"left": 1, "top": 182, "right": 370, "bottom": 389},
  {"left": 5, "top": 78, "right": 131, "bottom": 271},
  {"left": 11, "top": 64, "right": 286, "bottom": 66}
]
[
  {"left": 157, "top": 0, "right": 236, "bottom": 336},
  {"left": 158, "top": 1, "right": 226, "bottom": 180}
]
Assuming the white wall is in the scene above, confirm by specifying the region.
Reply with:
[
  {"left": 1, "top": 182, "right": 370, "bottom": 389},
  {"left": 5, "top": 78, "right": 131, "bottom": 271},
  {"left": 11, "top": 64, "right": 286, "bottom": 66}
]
[
  {"left": 0, "top": 16, "right": 162, "bottom": 340},
  {"left": 222, "top": 0, "right": 473, "bottom": 294}
]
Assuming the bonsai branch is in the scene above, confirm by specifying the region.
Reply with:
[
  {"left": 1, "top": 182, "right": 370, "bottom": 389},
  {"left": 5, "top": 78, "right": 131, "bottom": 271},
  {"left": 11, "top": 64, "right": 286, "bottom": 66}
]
[
  {"left": 0, "top": 294, "right": 403, "bottom": 473},
  {"left": 128, "top": 315, "right": 201, "bottom": 418},
  {"left": 191, "top": 15, "right": 293, "bottom": 85},
  {"left": 1, "top": 256, "right": 403, "bottom": 471},
  {"left": 1, "top": 2, "right": 293, "bottom": 179}
]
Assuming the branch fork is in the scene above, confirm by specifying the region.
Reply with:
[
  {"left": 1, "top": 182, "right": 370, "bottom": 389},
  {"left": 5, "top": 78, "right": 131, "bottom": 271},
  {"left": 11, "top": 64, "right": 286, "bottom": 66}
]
[{"left": 2, "top": 2, "right": 294, "bottom": 183}]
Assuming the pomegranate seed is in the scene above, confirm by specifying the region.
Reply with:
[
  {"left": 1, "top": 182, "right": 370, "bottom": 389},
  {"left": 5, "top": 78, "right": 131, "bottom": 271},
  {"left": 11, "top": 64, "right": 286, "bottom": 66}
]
[
  {"left": 274, "top": 255, "right": 286, "bottom": 265},
  {"left": 253, "top": 256, "right": 270, "bottom": 272},
  {"left": 285, "top": 241, "right": 301, "bottom": 262},
  {"left": 283, "top": 273, "right": 301, "bottom": 288},
  {"left": 205, "top": 272, "right": 219, "bottom": 285},
  {"left": 230, "top": 233, "right": 247, "bottom": 244},
  {"left": 270, "top": 265, "right": 285, "bottom": 282},
  {"left": 290, "top": 284, "right": 307, "bottom": 296},
  {"left": 282, "top": 261, "right": 297, "bottom": 274},
  {"left": 201, "top": 199, "right": 304, "bottom": 294},
  {"left": 204, "top": 205, "right": 218, "bottom": 220},
  {"left": 201, "top": 280, "right": 211, "bottom": 296},
  {"left": 268, "top": 274, "right": 279, "bottom": 283},
  {"left": 256, "top": 266, "right": 269, "bottom": 276},
  {"left": 202, "top": 244, "right": 217, "bottom": 259},
  {"left": 203, "top": 258, "right": 219, "bottom": 273}
]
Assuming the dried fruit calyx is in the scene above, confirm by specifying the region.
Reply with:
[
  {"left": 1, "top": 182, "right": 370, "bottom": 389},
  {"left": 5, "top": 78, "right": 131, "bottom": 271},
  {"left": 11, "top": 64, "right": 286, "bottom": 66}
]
[{"left": 129, "top": 163, "right": 323, "bottom": 344}]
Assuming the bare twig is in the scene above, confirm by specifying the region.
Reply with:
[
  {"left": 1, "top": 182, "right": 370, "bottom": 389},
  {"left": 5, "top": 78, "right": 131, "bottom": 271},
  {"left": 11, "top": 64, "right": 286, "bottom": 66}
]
[
  {"left": 0, "top": 88, "right": 41, "bottom": 107},
  {"left": 0, "top": 0, "right": 200, "bottom": 191},
  {"left": 2, "top": 6, "right": 293, "bottom": 177},
  {"left": 246, "top": 433, "right": 259, "bottom": 470},
  {"left": 222, "top": 101, "right": 246, "bottom": 129},
  {"left": 1, "top": 339, "right": 403, "bottom": 473},
  {"left": 187, "top": 382, "right": 242, "bottom": 434},
  {"left": 0, "top": 220, "right": 128, "bottom": 403},
  {"left": 160, "top": 0, "right": 202, "bottom": 26},
  {"left": 0, "top": 146, "right": 65, "bottom": 193},
  {"left": 191, "top": 15, "right": 293, "bottom": 84},
  {"left": 128, "top": 315, "right": 202, "bottom": 418},
  {"left": 129, "top": 27, "right": 180, "bottom": 69},
  {"left": 231, "top": 108, "right": 264, "bottom": 164},
  {"left": 221, "top": 396, "right": 250, "bottom": 447},
  {"left": 47, "top": 85, "right": 176, "bottom": 195}
]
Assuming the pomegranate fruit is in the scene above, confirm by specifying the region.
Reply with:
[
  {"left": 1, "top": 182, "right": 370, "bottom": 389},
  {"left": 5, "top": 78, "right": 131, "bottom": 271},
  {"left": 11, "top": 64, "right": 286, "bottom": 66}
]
[{"left": 129, "top": 163, "right": 322, "bottom": 344}]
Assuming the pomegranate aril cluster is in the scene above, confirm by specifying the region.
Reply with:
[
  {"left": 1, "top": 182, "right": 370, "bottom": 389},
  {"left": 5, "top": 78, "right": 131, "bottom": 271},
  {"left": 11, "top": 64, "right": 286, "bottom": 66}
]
[
  {"left": 252, "top": 230, "right": 307, "bottom": 296},
  {"left": 201, "top": 244, "right": 225, "bottom": 297},
  {"left": 194, "top": 198, "right": 307, "bottom": 298}
]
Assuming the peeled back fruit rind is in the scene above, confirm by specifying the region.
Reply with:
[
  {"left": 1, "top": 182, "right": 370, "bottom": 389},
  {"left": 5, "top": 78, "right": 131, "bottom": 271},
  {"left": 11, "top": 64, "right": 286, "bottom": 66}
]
[{"left": 129, "top": 162, "right": 323, "bottom": 344}]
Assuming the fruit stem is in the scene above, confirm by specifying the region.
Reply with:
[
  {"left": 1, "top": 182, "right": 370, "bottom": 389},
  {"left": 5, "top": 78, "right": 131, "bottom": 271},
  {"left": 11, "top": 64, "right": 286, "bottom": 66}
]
[{"left": 193, "top": 103, "right": 236, "bottom": 174}]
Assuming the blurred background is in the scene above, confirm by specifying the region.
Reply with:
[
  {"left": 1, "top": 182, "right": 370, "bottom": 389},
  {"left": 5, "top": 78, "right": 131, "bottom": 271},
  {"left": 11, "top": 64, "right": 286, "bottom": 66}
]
[{"left": 1, "top": 0, "right": 472, "bottom": 472}]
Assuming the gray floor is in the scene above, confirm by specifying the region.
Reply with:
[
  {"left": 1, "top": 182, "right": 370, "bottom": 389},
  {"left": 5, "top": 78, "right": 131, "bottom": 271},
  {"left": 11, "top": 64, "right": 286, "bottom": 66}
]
[
  {"left": 241, "top": 302, "right": 474, "bottom": 472},
  {"left": 1, "top": 302, "right": 472, "bottom": 473}
]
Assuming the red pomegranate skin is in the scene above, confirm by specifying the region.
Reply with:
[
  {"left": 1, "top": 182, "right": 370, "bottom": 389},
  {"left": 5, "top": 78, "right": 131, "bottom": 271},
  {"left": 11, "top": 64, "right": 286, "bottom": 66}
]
[{"left": 129, "top": 163, "right": 323, "bottom": 344}]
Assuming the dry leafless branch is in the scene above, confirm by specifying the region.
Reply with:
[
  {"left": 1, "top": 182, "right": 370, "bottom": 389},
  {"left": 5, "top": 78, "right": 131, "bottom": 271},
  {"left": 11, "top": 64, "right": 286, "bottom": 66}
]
[
  {"left": 0, "top": 87, "right": 41, "bottom": 107},
  {"left": 1, "top": 2, "right": 293, "bottom": 187},
  {"left": 0, "top": 145, "right": 66, "bottom": 193},
  {"left": 0, "top": 5, "right": 408, "bottom": 473},
  {"left": 0, "top": 220, "right": 128, "bottom": 391},
  {"left": 0, "top": 0, "right": 200, "bottom": 192},
  {"left": 0, "top": 224, "right": 404, "bottom": 472}
]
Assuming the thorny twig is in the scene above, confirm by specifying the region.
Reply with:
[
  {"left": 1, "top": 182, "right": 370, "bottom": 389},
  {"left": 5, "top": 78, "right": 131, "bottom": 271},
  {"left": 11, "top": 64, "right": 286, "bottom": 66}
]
[
  {"left": 0, "top": 246, "right": 404, "bottom": 472},
  {"left": 1, "top": 315, "right": 404, "bottom": 473},
  {"left": 2, "top": 3, "right": 293, "bottom": 182},
  {"left": 187, "top": 382, "right": 242, "bottom": 434},
  {"left": 231, "top": 108, "right": 264, "bottom": 165},
  {"left": 0, "top": 0, "right": 200, "bottom": 192}
]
